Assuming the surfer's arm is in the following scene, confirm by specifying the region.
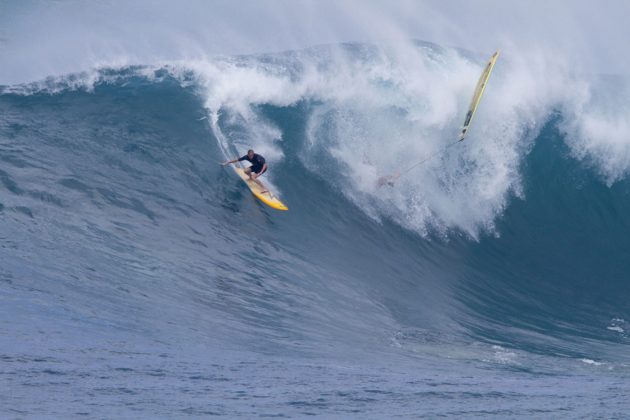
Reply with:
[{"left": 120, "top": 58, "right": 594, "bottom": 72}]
[{"left": 222, "top": 158, "right": 239, "bottom": 166}]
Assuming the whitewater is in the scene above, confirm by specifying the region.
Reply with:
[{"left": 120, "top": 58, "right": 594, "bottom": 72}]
[{"left": 1, "top": 39, "right": 630, "bottom": 417}]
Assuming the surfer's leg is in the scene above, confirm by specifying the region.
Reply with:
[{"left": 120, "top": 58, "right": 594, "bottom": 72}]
[
  {"left": 253, "top": 178, "right": 267, "bottom": 191},
  {"left": 251, "top": 171, "right": 268, "bottom": 193}
]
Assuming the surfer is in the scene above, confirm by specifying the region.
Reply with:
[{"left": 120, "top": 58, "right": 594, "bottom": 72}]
[
  {"left": 222, "top": 149, "right": 268, "bottom": 191},
  {"left": 376, "top": 172, "right": 401, "bottom": 188}
]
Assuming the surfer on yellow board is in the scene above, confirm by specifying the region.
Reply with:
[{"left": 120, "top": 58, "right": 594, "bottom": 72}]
[{"left": 222, "top": 149, "right": 269, "bottom": 192}]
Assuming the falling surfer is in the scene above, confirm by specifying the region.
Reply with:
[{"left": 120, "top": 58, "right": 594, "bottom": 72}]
[
  {"left": 222, "top": 149, "right": 269, "bottom": 193},
  {"left": 375, "top": 50, "right": 500, "bottom": 189},
  {"left": 376, "top": 171, "right": 401, "bottom": 187}
]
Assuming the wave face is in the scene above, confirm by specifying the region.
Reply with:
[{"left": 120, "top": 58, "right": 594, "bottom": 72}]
[{"left": 1, "top": 43, "right": 630, "bottom": 417}]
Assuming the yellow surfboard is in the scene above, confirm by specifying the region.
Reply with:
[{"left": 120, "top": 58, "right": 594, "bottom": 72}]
[
  {"left": 234, "top": 167, "right": 288, "bottom": 211},
  {"left": 459, "top": 50, "right": 500, "bottom": 141}
]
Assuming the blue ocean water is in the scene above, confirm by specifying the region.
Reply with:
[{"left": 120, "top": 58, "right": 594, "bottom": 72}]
[{"left": 1, "top": 43, "right": 629, "bottom": 417}]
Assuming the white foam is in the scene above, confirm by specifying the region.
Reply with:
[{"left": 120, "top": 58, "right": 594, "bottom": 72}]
[
  {"left": 297, "top": 45, "right": 583, "bottom": 238},
  {"left": 0, "top": 69, "right": 104, "bottom": 95},
  {"left": 561, "top": 79, "right": 630, "bottom": 185},
  {"left": 580, "top": 358, "right": 603, "bottom": 366},
  {"left": 491, "top": 344, "right": 518, "bottom": 364},
  {"left": 607, "top": 326, "right": 624, "bottom": 333}
]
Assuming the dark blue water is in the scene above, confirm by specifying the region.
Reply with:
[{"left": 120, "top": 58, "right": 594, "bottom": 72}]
[{"left": 1, "top": 45, "right": 629, "bottom": 417}]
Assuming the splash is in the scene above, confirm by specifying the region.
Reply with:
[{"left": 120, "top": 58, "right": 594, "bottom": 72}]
[{"left": 2, "top": 42, "right": 626, "bottom": 238}]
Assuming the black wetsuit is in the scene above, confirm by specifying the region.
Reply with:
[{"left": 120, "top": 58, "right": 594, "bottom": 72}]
[{"left": 238, "top": 153, "right": 267, "bottom": 175}]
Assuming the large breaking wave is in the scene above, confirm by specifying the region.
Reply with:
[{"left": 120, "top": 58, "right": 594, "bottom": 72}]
[{"left": 2, "top": 41, "right": 630, "bottom": 417}]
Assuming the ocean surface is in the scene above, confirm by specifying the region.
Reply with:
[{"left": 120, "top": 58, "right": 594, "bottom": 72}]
[{"left": 1, "top": 42, "right": 629, "bottom": 418}]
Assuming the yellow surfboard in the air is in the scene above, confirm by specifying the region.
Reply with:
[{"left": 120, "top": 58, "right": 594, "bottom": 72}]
[
  {"left": 459, "top": 50, "right": 500, "bottom": 141},
  {"left": 234, "top": 167, "right": 288, "bottom": 211}
]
